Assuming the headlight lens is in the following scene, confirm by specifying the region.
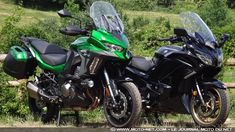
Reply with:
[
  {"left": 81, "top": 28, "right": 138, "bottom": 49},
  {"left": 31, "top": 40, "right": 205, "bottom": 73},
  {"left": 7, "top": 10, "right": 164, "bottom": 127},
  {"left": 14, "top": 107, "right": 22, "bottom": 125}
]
[
  {"left": 104, "top": 43, "right": 123, "bottom": 52},
  {"left": 196, "top": 53, "right": 213, "bottom": 66}
]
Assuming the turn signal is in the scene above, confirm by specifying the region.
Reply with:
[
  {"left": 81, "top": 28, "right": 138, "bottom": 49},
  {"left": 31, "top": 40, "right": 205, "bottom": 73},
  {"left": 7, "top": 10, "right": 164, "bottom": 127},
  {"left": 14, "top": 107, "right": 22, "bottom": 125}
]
[{"left": 193, "top": 91, "right": 198, "bottom": 96}]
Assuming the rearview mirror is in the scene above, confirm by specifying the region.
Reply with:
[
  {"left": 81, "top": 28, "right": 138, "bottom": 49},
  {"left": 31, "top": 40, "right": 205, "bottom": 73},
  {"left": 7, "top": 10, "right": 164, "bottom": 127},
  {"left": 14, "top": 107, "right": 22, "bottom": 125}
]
[
  {"left": 174, "top": 28, "right": 188, "bottom": 37},
  {"left": 219, "top": 33, "right": 229, "bottom": 47},
  {"left": 58, "top": 9, "right": 72, "bottom": 18}
]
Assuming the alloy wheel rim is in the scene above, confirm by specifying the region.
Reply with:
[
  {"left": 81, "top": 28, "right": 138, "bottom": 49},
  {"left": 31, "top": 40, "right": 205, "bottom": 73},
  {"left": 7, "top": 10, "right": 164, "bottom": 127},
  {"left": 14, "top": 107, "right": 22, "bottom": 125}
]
[{"left": 192, "top": 88, "right": 221, "bottom": 125}]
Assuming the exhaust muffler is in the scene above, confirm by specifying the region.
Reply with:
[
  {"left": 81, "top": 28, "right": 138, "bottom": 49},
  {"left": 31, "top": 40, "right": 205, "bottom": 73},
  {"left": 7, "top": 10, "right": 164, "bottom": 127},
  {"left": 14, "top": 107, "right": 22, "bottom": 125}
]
[
  {"left": 27, "top": 81, "right": 39, "bottom": 99},
  {"left": 27, "top": 81, "right": 59, "bottom": 103}
]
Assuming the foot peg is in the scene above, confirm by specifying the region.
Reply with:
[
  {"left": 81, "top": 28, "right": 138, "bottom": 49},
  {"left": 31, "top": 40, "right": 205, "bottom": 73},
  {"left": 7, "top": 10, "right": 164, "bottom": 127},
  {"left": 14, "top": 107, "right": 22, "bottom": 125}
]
[{"left": 27, "top": 82, "right": 61, "bottom": 104}]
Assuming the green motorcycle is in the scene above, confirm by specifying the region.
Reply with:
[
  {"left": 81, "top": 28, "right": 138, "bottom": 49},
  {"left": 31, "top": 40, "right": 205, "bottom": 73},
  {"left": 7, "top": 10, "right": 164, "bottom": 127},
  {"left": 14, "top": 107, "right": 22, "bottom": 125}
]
[{"left": 3, "top": 1, "right": 141, "bottom": 127}]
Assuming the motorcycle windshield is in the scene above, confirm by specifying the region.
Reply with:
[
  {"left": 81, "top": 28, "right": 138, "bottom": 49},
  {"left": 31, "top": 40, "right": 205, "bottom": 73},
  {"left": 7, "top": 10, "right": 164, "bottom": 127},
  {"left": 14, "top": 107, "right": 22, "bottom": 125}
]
[
  {"left": 180, "top": 12, "right": 216, "bottom": 44},
  {"left": 90, "top": 1, "right": 124, "bottom": 33}
]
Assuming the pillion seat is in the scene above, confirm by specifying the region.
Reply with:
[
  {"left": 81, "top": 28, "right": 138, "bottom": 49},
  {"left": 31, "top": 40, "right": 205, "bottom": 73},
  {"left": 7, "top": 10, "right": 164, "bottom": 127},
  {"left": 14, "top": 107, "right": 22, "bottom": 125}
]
[{"left": 130, "top": 56, "right": 154, "bottom": 72}]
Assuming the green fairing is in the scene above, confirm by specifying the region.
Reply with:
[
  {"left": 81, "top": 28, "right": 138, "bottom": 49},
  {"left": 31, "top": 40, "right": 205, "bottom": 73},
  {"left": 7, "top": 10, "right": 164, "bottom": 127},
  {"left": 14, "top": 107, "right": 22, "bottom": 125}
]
[
  {"left": 71, "top": 29, "right": 129, "bottom": 60},
  {"left": 10, "top": 46, "right": 28, "bottom": 62},
  {"left": 30, "top": 46, "right": 65, "bottom": 72},
  {"left": 28, "top": 28, "right": 128, "bottom": 73}
]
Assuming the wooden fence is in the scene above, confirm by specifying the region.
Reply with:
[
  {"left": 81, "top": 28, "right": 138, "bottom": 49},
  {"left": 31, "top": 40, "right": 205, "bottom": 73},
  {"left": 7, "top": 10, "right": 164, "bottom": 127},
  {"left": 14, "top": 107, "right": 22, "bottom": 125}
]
[{"left": 0, "top": 54, "right": 235, "bottom": 88}]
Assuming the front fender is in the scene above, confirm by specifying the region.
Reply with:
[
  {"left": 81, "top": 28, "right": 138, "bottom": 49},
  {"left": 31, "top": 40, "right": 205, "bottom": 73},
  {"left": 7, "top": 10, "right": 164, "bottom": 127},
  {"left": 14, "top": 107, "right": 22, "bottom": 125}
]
[
  {"left": 202, "top": 79, "right": 227, "bottom": 89},
  {"left": 115, "top": 77, "right": 133, "bottom": 84}
]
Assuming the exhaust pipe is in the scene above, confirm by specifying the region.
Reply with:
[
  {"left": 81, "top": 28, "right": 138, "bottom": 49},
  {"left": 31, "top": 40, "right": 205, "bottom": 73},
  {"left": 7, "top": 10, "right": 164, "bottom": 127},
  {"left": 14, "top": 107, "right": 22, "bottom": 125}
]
[
  {"left": 27, "top": 81, "right": 59, "bottom": 103},
  {"left": 27, "top": 82, "right": 39, "bottom": 99}
]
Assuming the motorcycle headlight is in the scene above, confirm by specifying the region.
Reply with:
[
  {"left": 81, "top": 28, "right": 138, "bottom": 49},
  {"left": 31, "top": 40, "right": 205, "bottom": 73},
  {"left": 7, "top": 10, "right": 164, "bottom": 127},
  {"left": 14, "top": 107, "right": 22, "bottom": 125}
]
[
  {"left": 104, "top": 43, "right": 123, "bottom": 52},
  {"left": 196, "top": 53, "right": 213, "bottom": 66}
]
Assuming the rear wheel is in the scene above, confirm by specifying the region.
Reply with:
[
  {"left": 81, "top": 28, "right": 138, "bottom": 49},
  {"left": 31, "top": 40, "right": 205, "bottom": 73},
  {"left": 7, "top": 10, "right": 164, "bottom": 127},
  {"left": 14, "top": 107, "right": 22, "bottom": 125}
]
[
  {"left": 28, "top": 96, "right": 59, "bottom": 123},
  {"left": 104, "top": 82, "right": 142, "bottom": 127},
  {"left": 190, "top": 87, "right": 230, "bottom": 127}
]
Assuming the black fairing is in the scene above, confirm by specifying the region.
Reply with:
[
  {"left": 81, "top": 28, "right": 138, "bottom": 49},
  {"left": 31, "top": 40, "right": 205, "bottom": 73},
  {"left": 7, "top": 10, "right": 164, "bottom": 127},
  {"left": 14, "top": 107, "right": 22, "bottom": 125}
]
[
  {"left": 125, "top": 44, "right": 222, "bottom": 114},
  {"left": 150, "top": 45, "right": 197, "bottom": 81}
]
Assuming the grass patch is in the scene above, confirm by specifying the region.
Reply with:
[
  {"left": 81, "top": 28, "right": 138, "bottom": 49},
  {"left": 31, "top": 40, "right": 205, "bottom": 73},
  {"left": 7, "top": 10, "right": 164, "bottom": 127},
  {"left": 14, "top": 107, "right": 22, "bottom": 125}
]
[
  {"left": 0, "top": 115, "right": 43, "bottom": 127},
  {"left": 223, "top": 66, "right": 235, "bottom": 82},
  {"left": 124, "top": 10, "right": 179, "bottom": 24},
  {"left": 80, "top": 108, "right": 105, "bottom": 123},
  {"left": 0, "top": 1, "right": 58, "bottom": 26},
  {"left": 228, "top": 89, "right": 235, "bottom": 119}
]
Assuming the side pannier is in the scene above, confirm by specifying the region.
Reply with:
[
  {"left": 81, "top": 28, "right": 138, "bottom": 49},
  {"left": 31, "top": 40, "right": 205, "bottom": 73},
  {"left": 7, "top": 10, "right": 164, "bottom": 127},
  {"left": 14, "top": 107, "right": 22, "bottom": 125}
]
[{"left": 3, "top": 46, "right": 37, "bottom": 79}]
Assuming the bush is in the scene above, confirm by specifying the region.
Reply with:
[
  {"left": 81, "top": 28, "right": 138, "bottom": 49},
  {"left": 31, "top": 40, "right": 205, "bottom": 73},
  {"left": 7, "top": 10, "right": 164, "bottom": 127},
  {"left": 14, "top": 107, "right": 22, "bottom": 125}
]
[
  {"left": 173, "top": 1, "right": 198, "bottom": 13},
  {"left": 198, "top": 0, "right": 232, "bottom": 27},
  {"left": 0, "top": 64, "right": 29, "bottom": 117},
  {"left": 0, "top": 5, "right": 78, "bottom": 53},
  {"left": 111, "top": 0, "right": 157, "bottom": 11},
  {"left": 6, "top": 0, "right": 90, "bottom": 10},
  {"left": 127, "top": 17, "right": 173, "bottom": 56},
  {"left": 213, "top": 22, "right": 235, "bottom": 58}
]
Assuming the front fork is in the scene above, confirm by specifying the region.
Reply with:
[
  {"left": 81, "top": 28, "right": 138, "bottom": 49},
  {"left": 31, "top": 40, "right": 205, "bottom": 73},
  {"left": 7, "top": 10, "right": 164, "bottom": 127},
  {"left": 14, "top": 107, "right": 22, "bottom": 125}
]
[
  {"left": 195, "top": 79, "right": 206, "bottom": 106},
  {"left": 103, "top": 68, "right": 118, "bottom": 104}
]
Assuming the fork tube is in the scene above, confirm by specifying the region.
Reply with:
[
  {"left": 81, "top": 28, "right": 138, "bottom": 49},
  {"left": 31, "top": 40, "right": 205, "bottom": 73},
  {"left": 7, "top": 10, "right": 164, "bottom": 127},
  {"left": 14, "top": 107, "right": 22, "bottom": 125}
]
[
  {"left": 104, "top": 68, "right": 117, "bottom": 104},
  {"left": 195, "top": 79, "right": 206, "bottom": 106}
]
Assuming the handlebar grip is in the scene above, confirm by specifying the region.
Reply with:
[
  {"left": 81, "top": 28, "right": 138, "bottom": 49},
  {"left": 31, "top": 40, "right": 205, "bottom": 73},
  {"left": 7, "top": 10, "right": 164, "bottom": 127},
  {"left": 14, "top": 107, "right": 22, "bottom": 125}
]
[
  {"left": 158, "top": 38, "right": 171, "bottom": 41},
  {"left": 59, "top": 26, "right": 88, "bottom": 36}
]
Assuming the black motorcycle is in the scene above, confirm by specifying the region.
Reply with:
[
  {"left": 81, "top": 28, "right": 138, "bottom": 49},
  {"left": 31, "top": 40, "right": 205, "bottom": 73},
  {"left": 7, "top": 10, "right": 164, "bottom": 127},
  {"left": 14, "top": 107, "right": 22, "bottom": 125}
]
[{"left": 125, "top": 12, "right": 230, "bottom": 127}]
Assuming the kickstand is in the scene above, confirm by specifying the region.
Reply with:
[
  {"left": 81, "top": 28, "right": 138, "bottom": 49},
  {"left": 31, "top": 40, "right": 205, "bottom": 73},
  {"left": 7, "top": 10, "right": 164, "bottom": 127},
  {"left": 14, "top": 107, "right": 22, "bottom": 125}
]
[
  {"left": 75, "top": 111, "right": 80, "bottom": 126},
  {"left": 56, "top": 106, "right": 61, "bottom": 126},
  {"left": 154, "top": 113, "right": 163, "bottom": 126}
]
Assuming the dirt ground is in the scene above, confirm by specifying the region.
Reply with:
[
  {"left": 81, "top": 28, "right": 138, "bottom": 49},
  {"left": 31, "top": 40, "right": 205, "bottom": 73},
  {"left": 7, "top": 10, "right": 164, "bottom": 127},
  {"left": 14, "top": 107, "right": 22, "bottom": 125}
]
[{"left": 0, "top": 118, "right": 234, "bottom": 128}]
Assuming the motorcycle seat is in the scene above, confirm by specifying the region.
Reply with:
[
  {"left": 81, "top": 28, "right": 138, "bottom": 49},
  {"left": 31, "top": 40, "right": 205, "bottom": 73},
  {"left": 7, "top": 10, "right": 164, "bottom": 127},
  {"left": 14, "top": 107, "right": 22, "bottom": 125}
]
[
  {"left": 27, "top": 37, "right": 68, "bottom": 66},
  {"left": 130, "top": 56, "right": 154, "bottom": 72}
]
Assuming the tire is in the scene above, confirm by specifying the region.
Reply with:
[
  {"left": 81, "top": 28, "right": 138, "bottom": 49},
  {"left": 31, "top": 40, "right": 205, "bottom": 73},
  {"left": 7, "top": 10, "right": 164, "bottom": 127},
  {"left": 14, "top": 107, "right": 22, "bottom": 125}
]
[
  {"left": 190, "top": 87, "right": 230, "bottom": 127},
  {"left": 103, "top": 82, "right": 142, "bottom": 127},
  {"left": 28, "top": 96, "right": 59, "bottom": 123}
]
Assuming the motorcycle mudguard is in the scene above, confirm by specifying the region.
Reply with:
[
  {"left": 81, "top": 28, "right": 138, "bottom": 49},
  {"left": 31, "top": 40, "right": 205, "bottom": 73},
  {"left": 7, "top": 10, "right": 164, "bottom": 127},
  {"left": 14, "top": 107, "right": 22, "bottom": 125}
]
[
  {"left": 202, "top": 79, "right": 227, "bottom": 89},
  {"left": 106, "top": 78, "right": 133, "bottom": 98},
  {"left": 115, "top": 77, "right": 133, "bottom": 84}
]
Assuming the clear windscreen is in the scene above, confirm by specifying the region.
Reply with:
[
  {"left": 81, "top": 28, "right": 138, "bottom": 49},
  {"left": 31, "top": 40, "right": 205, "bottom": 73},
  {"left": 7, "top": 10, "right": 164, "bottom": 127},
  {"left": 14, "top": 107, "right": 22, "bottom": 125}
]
[
  {"left": 180, "top": 12, "right": 216, "bottom": 43},
  {"left": 90, "top": 1, "right": 124, "bottom": 33}
]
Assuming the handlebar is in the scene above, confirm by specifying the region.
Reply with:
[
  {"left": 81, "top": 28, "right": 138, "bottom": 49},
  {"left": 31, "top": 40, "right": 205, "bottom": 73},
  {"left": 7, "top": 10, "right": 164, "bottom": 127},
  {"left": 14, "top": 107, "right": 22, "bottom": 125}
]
[{"left": 60, "top": 25, "right": 88, "bottom": 36}]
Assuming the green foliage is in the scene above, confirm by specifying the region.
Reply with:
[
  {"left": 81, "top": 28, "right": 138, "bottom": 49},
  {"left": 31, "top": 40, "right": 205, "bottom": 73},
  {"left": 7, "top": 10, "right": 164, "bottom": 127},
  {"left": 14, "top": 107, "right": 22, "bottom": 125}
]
[
  {"left": 229, "top": 89, "right": 235, "bottom": 119},
  {"left": 213, "top": 22, "right": 235, "bottom": 58},
  {"left": 131, "top": 17, "right": 150, "bottom": 31},
  {"left": 127, "top": 17, "right": 172, "bottom": 56},
  {"left": 6, "top": 0, "right": 91, "bottom": 10},
  {"left": 0, "top": 6, "right": 24, "bottom": 53},
  {"left": 198, "top": 0, "right": 232, "bottom": 27},
  {"left": 0, "top": 64, "right": 29, "bottom": 117},
  {"left": 157, "top": 0, "right": 175, "bottom": 7},
  {"left": 173, "top": 1, "right": 198, "bottom": 13},
  {"left": 0, "top": 5, "right": 77, "bottom": 53},
  {"left": 111, "top": 0, "right": 157, "bottom": 11},
  {"left": 130, "top": 0, "right": 157, "bottom": 10}
]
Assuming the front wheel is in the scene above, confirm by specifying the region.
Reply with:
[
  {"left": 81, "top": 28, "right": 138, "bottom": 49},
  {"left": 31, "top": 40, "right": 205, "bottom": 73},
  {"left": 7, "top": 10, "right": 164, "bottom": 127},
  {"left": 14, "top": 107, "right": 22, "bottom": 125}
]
[
  {"left": 104, "top": 82, "right": 142, "bottom": 127},
  {"left": 190, "top": 87, "right": 230, "bottom": 127}
]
